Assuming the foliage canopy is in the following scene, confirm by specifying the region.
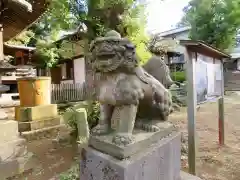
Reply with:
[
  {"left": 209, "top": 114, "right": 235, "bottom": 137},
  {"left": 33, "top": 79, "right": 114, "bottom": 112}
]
[
  {"left": 31, "top": 0, "right": 152, "bottom": 66},
  {"left": 179, "top": 0, "right": 240, "bottom": 51}
]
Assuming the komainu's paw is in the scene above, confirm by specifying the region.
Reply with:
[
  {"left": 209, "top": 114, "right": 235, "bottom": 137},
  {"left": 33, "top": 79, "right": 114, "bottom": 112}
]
[
  {"left": 135, "top": 121, "right": 160, "bottom": 132},
  {"left": 112, "top": 133, "right": 134, "bottom": 146},
  {"left": 91, "top": 124, "right": 109, "bottom": 135},
  {"left": 142, "top": 123, "right": 160, "bottom": 132}
]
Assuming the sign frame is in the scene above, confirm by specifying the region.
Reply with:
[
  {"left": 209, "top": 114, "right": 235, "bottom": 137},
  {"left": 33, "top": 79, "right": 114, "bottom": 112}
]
[{"left": 180, "top": 40, "right": 231, "bottom": 175}]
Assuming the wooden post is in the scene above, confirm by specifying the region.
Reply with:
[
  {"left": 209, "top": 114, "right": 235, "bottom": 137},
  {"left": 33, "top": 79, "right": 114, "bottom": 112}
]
[
  {"left": 0, "top": 24, "right": 3, "bottom": 61},
  {"left": 218, "top": 61, "right": 225, "bottom": 146},
  {"left": 186, "top": 49, "right": 197, "bottom": 175}
]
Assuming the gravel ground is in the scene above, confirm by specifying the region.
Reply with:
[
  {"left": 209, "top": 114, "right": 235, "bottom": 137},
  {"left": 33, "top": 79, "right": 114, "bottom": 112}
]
[
  {"left": 8, "top": 93, "right": 240, "bottom": 180},
  {"left": 169, "top": 93, "right": 240, "bottom": 180}
]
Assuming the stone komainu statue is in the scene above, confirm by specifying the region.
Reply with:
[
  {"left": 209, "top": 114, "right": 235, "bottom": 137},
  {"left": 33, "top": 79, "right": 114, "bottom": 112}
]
[
  {"left": 88, "top": 30, "right": 173, "bottom": 145},
  {"left": 143, "top": 55, "right": 173, "bottom": 88}
]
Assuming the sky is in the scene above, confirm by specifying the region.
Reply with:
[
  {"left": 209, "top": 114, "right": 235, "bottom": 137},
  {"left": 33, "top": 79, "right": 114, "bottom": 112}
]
[{"left": 146, "top": 0, "right": 190, "bottom": 34}]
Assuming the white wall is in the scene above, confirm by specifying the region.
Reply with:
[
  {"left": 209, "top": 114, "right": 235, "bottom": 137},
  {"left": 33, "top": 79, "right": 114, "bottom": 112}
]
[
  {"left": 61, "top": 63, "right": 67, "bottom": 79},
  {"left": 237, "top": 59, "right": 240, "bottom": 71},
  {"left": 73, "top": 57, "right": 85, "bottom": 84},
  {"left": 61, "top": 80, "right": 74, "bottom": 84}
]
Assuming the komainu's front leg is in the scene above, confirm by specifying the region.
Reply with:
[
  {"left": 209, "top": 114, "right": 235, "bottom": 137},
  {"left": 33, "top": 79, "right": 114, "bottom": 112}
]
[
  {"left": 112, "top": 104, "right": 138, "bottom": 146},
  {"left": 91, "top": 104, "right": 113, "bottom": 135}
]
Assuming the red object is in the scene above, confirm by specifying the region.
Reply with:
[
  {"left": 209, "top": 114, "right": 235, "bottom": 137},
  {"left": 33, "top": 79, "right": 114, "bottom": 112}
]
[{"left": 218, "top": 118, "right": 223, "bottom": 146}]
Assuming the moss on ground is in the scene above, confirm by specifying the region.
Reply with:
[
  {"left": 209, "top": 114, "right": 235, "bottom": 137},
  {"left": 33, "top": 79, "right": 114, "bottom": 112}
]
[{"left": 59, "top": 163, "right": 79, "bottom": 180}]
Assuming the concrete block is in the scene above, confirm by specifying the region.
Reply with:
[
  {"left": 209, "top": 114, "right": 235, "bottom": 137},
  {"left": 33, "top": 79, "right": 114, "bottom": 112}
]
[
  {"left": 0, "top": 137, "right": 37, "bottom": 179},
  {"left": 18, "top": 116, "right": 61, "bottom": 132},
  {"left": 180, "top": 171, "right": 202, "bottom": 180},
  {"left": 15, "top": 105, "right": 20, "bottom": 121},
  {"left": 0, "top": 109, "right": 8, "bottom": 120},
  {"left": 0, "top": 120, "right": 19, "bottom": 143},
  {"left": 0, "top": 138, "right": 26, "bottom": 161},
  {"left": 90, "top": 122, "right": 176, "bottom": 159},
  {"left": 20, "top": 124, "right": 68, "bottom": 141},
  {"left": 80, "top": 131, "right": 181, "bottom": 180},
  {"left": 0, "top": 151, "right": 37, "bottom": 180},
  {"left": 19, "top": 104, "right": 58, "bottom": 122}
]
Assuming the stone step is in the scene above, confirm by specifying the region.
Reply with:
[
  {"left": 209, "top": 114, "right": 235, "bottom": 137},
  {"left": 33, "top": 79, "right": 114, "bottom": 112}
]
[
  {"left": 0, "top": 138, "right": 26, "bottom": 161},
  {"left": 0, "top": 151, "right": 37, "bottom": 180},
  {"left": 0, "top": 120, "right": 19, "bottom": 143},
  {"left": 0, "top": 137, "right": 37, "bottom": 179},
  {"left": 18, "top": 116, "right": 61, "bottom": 132},
  {"left": 20, "top": 124, "right": 68, "bottom": 142}
]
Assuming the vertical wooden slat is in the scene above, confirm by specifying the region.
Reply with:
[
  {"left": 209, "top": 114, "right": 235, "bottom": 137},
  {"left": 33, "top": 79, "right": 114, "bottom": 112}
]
[
  {"left": 51, "top": 83, "right": 87, "bottom": 103},
  {"left": 0, "top": 25, "right": 3, "bottom": 61}
]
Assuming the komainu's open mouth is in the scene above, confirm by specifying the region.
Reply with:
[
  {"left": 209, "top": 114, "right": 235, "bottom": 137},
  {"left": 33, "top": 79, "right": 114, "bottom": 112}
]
[{"left": 97, "top": 52, "right": 115, "bottom": 60}]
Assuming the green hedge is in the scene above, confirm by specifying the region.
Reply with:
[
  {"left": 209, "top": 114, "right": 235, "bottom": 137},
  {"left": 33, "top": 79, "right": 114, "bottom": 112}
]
[{"left": 171, "top": 71, "right": 186, "bottom": 82}]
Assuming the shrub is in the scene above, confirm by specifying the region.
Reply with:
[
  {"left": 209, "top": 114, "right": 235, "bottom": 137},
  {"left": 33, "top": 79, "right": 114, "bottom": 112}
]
[
  {"left": 171, "top": 71, "right": 186, "bottom": 82},
  {"left": 86, "top": 101, "right": 100, "bottom": 129},
  {"left": 63, "top": 101, "right": 100, "bottom": 137}
]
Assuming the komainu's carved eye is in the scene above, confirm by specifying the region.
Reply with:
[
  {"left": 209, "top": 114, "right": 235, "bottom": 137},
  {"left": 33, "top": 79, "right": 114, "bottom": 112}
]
[
  {"left": 115, "top": 45, "right": 126, "bottom": 52},
  {"left": 125, "top": 43, "right": 135, "bottom": 49}
]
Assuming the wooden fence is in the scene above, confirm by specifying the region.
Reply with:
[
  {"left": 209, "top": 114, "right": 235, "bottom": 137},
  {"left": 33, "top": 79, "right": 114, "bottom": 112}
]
[
  {"left": 51, "top": 83, "right": 86, "bottom": 103},
  {"left": 224, "top": 71, "right": 240, "bottom": 91}
]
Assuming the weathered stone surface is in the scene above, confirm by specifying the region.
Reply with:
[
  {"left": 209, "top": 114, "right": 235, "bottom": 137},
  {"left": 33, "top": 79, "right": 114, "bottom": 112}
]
[
  {"left": 88, "top": 30, "right": 173, "bottom": 146},
  {"left": 0, "top": 138, "right": 37, "bottom": 179},
  {"left": 18, "top": 104, "right": 58, "bottom": 122},
  {"left": 0, "top": 150, "right": 37, "bottom": 180},
  {"left": 180, "top": 171, "right": 202, "bottom": 180},
  {"left": 81, "top": 131, "right": 181, "bottom": 180},
  {"left": 18, "top": 116, "right": 61, "bottom": 132},
  {"left": 0, "top": 138, "right": 26, "bottom": 161},
  {"left": 0, "top": 120, "right": 19, "bottom": 143},
  {"left": 20, "top": 124, "right": 68, "bottom": 141},
  {"left": 0, "top": 109, "right": 8, "bottom": 120},
  {"left": 90, "top": 122, "right": 176, "bottom": 159}
]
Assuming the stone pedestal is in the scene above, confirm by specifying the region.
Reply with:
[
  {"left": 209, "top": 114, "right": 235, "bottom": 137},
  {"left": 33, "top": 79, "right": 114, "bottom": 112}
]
[
  {"left": 16, "top": 104, "right": 61, "bottom": 132},
  {"left": 80, "top": 131, "right": 182, "bottom": 180},
  {"left": 18, "top": 116, "right": 61, "bottom": 132},
  {"left": 0, "top": 120, "right": 36, "bottom": 179},
  {"left": 80, "top": 123, "right": 202, "bottom": 180},
  {"left": 17, "top": 104, "right": 58, "bottom": 122}
]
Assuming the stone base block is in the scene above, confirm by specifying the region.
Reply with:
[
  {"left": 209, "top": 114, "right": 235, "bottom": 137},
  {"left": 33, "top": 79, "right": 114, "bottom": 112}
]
[
  {"left": 0, "top": 151, "right": 37, "bottom": 180},
  {"left": 15, "top": 105, "right": 21, "bottom": 121},
  {"left": 20, "top": 124, "right": 68, "bottom": 141},
  {"left": 0, "top": 138, "right": 37, "bottom": 179},
  {"left": 18, "top": 116, "right": 61, "bottom": 132},
  {"left": 0, "top": 120, "right": 19, "bottom": 143},
  {"left": 0, "top": 138, "right": 26, "bottom": 161},
  {"left": 90, "top": 122, "right": 175, "bottom": 159},
  {"left": 80, "top": 131, "right": 181, "bottom": 180},
  {"left": 180, "top": 171, "right": 202, "bottom": 180},
  {"left": 18, "top": 104, "right": 58, "bottom": 122}
]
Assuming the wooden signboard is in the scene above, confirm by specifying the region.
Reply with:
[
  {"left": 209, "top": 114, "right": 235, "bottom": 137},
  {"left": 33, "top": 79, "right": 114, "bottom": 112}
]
[{"left": 180, "top": 40, "right": 230, "bottom": 175}]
